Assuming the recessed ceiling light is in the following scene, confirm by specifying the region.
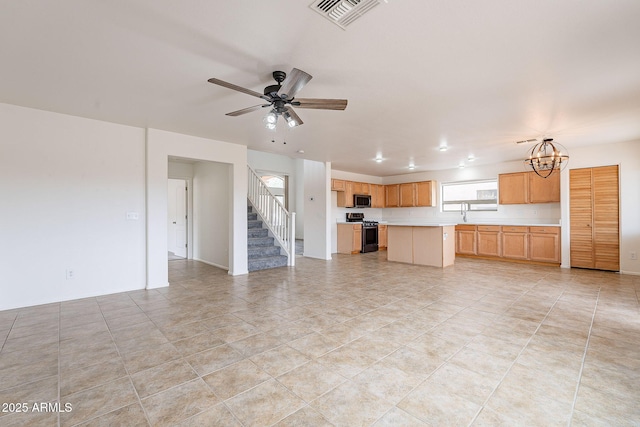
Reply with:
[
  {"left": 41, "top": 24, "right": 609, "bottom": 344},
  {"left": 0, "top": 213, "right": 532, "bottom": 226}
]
[
  {"left": 439, "top": 145, "right": 448, "bottom": 152},
  {"left": 458, "top": 163, "right": 465, "bottom": 168},
  {"left": 408, "top": 164, "right": 415, "bottom": 170},
  {"left": 297, "top": 150, "right": 305, "bottom": 154},
  {"left": 467, "top": 155, "right": 475, "bottom": 162}
]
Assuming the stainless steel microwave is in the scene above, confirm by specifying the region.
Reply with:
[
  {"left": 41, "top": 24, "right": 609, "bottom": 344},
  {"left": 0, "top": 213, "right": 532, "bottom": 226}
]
[{"left": 353, "top": 194, "right": 371, "bottom": 208}]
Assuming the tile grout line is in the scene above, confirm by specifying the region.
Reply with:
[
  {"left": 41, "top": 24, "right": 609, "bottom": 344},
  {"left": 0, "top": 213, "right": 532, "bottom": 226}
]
[
  {"left": 129, "top": 290, "right": 249, "bottom": 426},
  {"left": 466, "top": 283, "right": 568, "bottom": 426},
  {"left": 0, "top": 312, "right": 17, "bottom": 353},
  {"left": 567, "top": 286, "right": 601, "bottom": 427},
  {"left": 67, "top": 296, "right": 155, "bottom": 427}
]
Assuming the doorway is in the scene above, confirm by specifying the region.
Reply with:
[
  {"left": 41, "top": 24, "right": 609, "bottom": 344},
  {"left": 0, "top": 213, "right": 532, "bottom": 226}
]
[{"left": 168, "top": 178, "right": 188, "bottom": 260}]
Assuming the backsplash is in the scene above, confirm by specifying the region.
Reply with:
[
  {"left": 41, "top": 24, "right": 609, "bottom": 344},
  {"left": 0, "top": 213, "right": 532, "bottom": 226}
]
[{"left": 381, "top": 203, "right": 561, "bottom": 225}]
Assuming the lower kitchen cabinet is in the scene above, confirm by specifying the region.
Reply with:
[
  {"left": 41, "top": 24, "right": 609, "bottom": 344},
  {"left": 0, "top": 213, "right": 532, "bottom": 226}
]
[
  {"left": 337, "top": 223, "right": 362, "bottom": 254},
  {"left": 455, "top": 225, "right": 477, "bottom": 255},
  {"left": 378, "top": 224, "right": 388, "bottom": 250},
  {"left": 477, "top": 226, "right": 501, "bottom": 257},
  {"left": 455, "top": 224, "right": 560, "bottom": 265},
  {"left": 501, "top": 226, "right": 529, "bottom": 260},
  {"left": 529, "top": 226, "right": 560, "bottom": 263}
]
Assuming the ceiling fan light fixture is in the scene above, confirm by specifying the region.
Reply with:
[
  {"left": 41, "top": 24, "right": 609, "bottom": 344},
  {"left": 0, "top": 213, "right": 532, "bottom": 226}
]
[
  {"left": 524, "top": 138, "right": 569, "bottom": 178},
  {"left": 283, "top": 111, "right": 298, "bottom": 128},
  {"left": 265, "top": 111, "right": 278, "bottom": 124},
  {"left": 265, "top": 122, "right": 276, "bottom": 130}
]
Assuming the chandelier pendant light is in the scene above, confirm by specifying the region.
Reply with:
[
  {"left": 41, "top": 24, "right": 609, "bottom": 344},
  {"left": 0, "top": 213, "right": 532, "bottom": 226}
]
[{"left": 524, "top": 138, "right": 569, "bottom": 178}]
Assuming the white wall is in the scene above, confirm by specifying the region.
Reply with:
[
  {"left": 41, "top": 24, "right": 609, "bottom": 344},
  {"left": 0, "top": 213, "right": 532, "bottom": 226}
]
[
  {"left": 303, "top": 160, "right": 332, "bottom": 260},
  {"left": 0, "top": 103, "right": 146, "bottom": 310},
  {"left": 560, "top": 140, "right": 640, "bottom": 275},
  {"left": 295, "top": 159, "right": 305, "bottom": 239},
  {"left": 146, "top": 128, "right": 248, "bottom": 288},
  {"left": 193, "top": 161, "right": 230, "bottom": 269}
]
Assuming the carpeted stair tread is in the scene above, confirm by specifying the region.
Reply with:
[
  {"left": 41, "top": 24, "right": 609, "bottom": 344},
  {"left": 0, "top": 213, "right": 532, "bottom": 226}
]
[
  {"left": 248, "top": 236, "right": 274, "bottom": 247},
  {"left": 247, "top": 255, "right": 288, "bottom": 272}
]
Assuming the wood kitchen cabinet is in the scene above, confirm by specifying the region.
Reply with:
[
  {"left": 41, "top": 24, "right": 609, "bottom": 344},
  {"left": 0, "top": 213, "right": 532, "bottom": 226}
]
[
  {"left": 353, "top": 182, "right": 370, "bottom": 195},
  {"left": 337, "top": 223, "right": 362, "bottom": 254},
  {"left": 331, "top": 179, "right": 346, "bottom": 192},
  {"left": 476, "top": 225, "right": 501, "bottom": 257},
  {"left": 499, "top": 171, "right": 560, "bottom": 204},
  {"left": 501, "top": 226, "right": 529, "bottom": 260},
  {"left": 336, "top": 181, "right": 355, "bottom": 207},
  {"left": 455, "top": 225, "right": 477, "bottom": 255},
  {"left": 399, "top": 183, "right": 416, "bottom": 207},
  {"left": 378, "top": 224, "right": 387, "bottom": 250},
  {"left": 529, "top": 172, "right": 560, "bottom": 203},
  {"left": 529, "top": 226, "right": 560, "bottom": 263},
  {"left": 570, "top": 165, "right": 619, "bottom": 271},
  {"left": 415, "top": 181, "right": 436, "bottom": 207},
  {"left": 456, "top": 223, "right": 560, "bottom": 265},
  {"left": 370, "top": 184, "right": 386, "bottom": 208},
  {"left": 499, "top": 172, "right": 528, "bottom": 204},
  {"left": 385, "top": 184, "right": 400, "bottom": 207}
]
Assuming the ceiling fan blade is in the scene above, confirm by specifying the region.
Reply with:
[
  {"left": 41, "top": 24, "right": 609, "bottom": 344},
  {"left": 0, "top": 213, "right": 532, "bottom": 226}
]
[
  {"left": 208, "top": 78, "right": 269, "bottom": 100},
  {"left": 294, "top": 98, "right": 348, "bottom": 110},
  {"left": 225, "top": 104, "right": 270, "bottom": 117},
  {"left": 286, "top": 107, "right": 304, "bottom": 127},
  {"left": 278, "top": 68, "right": 312, "bottom": 99}
]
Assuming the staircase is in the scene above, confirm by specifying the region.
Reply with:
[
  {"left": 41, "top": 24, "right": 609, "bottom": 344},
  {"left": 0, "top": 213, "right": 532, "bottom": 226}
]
[{"left": 247, "top": 205, "right": 288, "bottom": 272}]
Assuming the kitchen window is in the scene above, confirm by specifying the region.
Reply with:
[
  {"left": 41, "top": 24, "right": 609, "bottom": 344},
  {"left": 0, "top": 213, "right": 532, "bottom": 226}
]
[{"left": 441, "top": 179, "right": 498, "bottom": 212}]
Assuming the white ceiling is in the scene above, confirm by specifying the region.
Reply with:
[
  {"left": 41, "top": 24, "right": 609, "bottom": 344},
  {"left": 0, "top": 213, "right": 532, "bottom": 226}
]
[{"left": 1, "top": 1, "right": 639, "bottom": 176}]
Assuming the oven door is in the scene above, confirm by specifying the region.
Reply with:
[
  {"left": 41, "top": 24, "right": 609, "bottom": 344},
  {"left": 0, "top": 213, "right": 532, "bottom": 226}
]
[{"left": 361, "top": 225, "right": 378, "bottom": 253}]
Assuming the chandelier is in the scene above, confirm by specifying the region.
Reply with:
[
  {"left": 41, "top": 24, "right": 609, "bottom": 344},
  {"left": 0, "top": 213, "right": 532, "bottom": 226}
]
[{"left": 524, "top": 138, "right": 569, "bottom": 178}]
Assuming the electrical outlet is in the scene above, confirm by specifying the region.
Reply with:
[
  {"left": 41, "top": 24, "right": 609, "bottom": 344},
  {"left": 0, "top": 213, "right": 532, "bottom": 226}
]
[
  {"left": 631, "top": 251, "right": 638, "bottom": 260},
  {"left": 66, "top": 269, "right": 75, "bottom": 280}
]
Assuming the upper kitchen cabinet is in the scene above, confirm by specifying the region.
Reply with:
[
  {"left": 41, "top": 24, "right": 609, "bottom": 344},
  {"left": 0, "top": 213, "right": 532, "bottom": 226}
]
[
  {"left": 529, "top": 171, "right": 560, "bottom": 203},
  {"left": 386, "top": 184, "right": 400, "bottom": 207},
  {"left": 336, "top": 181, "right": 355, "bottom": 207},
  {"left": 331, "top": 179, "right": 346, "bottom": 192},
  {"left": 399, "top": 183, "right": 416, "bottom": 207},
  {"left": 415, "top": 181, "right": 436, "bottom": 207},
  {"left": 499, "top": 171, "right": 560, "bottom": 204},
  {"left": 371, "top": 184, "right": 386, "bottom": 208},
  {"left": 352, "top": 182, "right": 371, "bottom": 195}
]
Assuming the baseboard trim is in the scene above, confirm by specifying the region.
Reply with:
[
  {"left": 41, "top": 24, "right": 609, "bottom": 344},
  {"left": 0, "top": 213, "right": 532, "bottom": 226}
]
[
  {"left": 620, "top": 270, "right": 640, "bottom": 276},
  {"left": 193, "top": 258, "right": 229, "bottom": 271}
]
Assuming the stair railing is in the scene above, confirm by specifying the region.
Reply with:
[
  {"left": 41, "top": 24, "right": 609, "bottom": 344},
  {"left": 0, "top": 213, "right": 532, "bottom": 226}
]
[{"left": 247, "top": 166, "right": 296, "bottom": 266}]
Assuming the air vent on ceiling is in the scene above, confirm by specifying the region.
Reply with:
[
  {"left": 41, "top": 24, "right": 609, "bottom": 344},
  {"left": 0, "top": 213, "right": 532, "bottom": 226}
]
[
  {"left": 516, "top": 139, "right": 538, "bottom": 144},
  {"left": 310, "top": 0, "right": 381, "bottom": 30}
]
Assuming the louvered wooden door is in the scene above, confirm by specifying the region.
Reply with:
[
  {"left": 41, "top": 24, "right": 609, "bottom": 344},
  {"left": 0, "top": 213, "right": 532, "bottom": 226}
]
[{"left": 569, "top": 165, "right": 619, "bottom": 271}]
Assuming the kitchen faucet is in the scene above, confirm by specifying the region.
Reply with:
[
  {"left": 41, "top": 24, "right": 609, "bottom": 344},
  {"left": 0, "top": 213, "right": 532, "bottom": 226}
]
[{"left": 461, "top": 203, "right": 468, "bottom": 222}]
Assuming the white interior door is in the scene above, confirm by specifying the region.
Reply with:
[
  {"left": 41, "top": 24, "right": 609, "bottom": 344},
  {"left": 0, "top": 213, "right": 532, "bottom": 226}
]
[{"left": 168, "top": 178, "right": 187, "bottom": 258}]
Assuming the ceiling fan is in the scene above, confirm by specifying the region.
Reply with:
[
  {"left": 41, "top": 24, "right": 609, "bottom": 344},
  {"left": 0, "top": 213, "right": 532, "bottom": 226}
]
[{"left": 207, "top": 68, "right": 347, "bottom": 129}]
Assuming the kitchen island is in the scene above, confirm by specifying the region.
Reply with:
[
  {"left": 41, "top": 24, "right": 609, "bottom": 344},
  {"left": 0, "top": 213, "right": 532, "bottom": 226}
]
[{"left": 386, "top": 223, "right": 456, "bottom": 268}]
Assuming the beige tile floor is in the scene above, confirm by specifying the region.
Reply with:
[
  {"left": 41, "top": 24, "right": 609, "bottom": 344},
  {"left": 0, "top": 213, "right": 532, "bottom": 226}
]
[{"left": 0, "top": 253, "right": 639, "bottom": 426}]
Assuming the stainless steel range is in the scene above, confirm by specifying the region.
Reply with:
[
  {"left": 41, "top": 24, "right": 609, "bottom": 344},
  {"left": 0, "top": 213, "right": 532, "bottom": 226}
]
[{"left": 346, "top": 213, "right": 378, "bottom": 253}]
